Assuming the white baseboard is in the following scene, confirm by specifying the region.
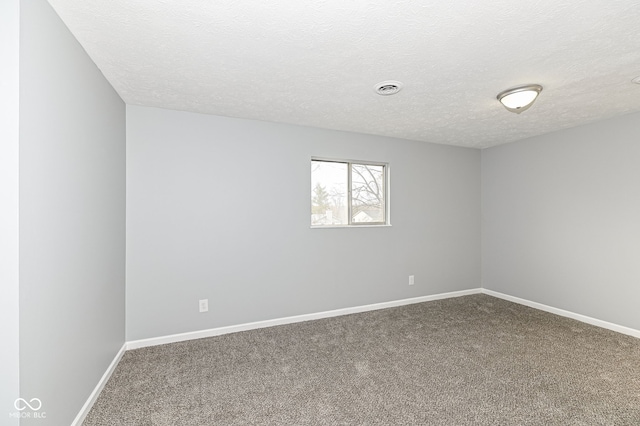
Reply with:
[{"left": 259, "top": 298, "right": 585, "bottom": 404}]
[
  {"left": 71, "top": 343, "right": 127, "bottom": 426},
  {"left": 482, "top": 289, "right": 640, "bottom": 339},
  {"left": 126, "top": 288, "right": 482, "bottom": 350}
]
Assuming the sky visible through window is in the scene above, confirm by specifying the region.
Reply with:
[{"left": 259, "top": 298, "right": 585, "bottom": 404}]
[{"left": 311, "top": 161, "right": 348, "bottom": 225}]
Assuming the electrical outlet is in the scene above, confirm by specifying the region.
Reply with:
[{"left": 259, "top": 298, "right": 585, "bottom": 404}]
[
  {"left": 409, "top": 275, "right": 415, "bottom": 286},
  {"left": 199, "top": 299, "right": 209, "bottom": 313}
]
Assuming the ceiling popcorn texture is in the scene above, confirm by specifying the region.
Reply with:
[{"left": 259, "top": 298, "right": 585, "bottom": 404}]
[{"left": 47, "top": 0, "right": 640, "bottom": 148}]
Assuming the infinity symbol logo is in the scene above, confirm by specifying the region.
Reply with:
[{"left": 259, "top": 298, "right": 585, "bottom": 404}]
[{"left": 14, "top": 398, "right": 42, "bottom": 411}]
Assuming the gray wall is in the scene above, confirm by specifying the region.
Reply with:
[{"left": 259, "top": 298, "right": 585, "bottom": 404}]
[
  {"left": 482, "top": 112, "right": 640, "bottom": 330},
  {"left": 1, "top": 0, "right": 20, "bottom": 424},
  {"left": 126, "top": 105, "right": 481, "bottom": 340},
  {"left": 19, "top": 1, "right": 126, "bottom": 424}
]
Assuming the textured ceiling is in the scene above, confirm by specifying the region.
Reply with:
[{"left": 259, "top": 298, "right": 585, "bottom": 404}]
[{"left": 47, "top": 0, "right": 640, "bottom": 148}]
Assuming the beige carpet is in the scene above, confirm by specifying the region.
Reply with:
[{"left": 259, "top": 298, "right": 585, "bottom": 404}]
[{"left": 84, "top": 294, "right": 640, "bottom": 425}]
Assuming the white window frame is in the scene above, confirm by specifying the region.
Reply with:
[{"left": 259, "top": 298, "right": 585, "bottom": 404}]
[{"left": 311, "top": 157, "right": 390, "bottom": 228}]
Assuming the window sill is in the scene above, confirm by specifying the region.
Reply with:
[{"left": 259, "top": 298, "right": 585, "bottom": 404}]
[{"left": 310, "top": 224, "right": 392, "bottom": 229}]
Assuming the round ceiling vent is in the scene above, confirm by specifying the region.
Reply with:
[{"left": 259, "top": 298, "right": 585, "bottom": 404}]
[{"left": 374, "top": 80, "right": 403, "bottom": 96}]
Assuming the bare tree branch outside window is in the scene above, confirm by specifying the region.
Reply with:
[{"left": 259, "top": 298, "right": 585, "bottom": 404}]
[{"left": 311, "top": 160, "right": 387, "bottom": 226}]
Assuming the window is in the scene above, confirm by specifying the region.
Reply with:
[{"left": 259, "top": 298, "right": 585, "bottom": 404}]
[{"left": 311, "top": 159, "right": 388, "bottom": 226}]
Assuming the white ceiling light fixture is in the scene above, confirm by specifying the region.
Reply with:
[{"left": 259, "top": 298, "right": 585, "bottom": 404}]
[{"left": 497, "top": 84, "right": 543, "bottom": 114}]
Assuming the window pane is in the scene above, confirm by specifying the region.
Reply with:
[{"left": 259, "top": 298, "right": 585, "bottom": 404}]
[
  {"left": 311, "top": 161, "right": 348, "bottom": 225},
  {"left": 351, "top": 164, "right": 385, "bottom": 223}
]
